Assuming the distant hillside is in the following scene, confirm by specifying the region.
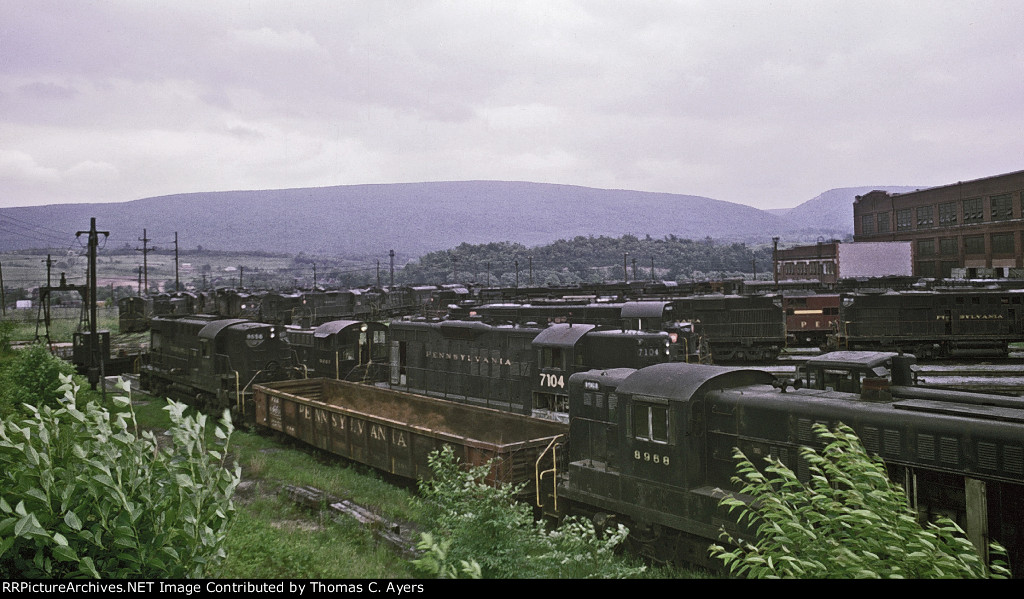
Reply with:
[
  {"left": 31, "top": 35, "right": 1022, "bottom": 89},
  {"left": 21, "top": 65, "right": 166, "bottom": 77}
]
[
  {"left": 0, "top": 181, "right": 925, "bottom": 258},
  {"left": 782, "top": 186, "right": 925, "bottom": 239}
]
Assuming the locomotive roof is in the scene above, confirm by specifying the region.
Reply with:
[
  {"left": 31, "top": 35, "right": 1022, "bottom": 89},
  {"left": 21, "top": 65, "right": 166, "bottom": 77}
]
[
  {"left": 197, "top": 318, "right": 250, "bottom": 339},
  {"left": 621, "top": 301, "right": 670, "bottom": 317},
  {"left": 533, "top": 323, "right": 597, "bottom": 347},
  {"left": 313, "top": 320, "right": 364, "bottom": 338},
  {"left": 615, "top": 362, "right": 775, "bottom": 402}
]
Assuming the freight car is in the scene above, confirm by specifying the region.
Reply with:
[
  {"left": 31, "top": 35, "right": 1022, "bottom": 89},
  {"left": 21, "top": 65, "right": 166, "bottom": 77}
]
[
  {"left": 140, "top": 314, "right": 293, "bottom": 419},
  {"left": 252, "top": 378, "right": 566, "bottom": 499},
  {"left": 782, "top": 292, "right": 840, "bottom": 347},
  {"left": 834, "top": 289, "right": 1024, "bottom": 358},
  {"left": 387, "top": 319, "right": 672, "bottom": 420},
  {"left": 539, "top": 353, "right": 1024, "bottom": 573}
]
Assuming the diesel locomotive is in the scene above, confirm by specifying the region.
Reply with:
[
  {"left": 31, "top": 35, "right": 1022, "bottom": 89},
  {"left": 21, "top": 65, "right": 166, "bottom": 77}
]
[
  {"left": 834, "top": 288, "right": 1024, "bottom": 357},
  {"left": 140, "top": 315, "right": 293, "bottom": 419},
  {"left": 536, "top": 351, "right": 1024, "bottom": 573},
  {"left": 387, "top": 318, "right": 673, "bottom": 420}
]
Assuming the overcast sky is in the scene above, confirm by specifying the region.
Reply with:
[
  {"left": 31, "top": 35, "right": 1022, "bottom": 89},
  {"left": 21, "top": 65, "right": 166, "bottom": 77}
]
[{"left": 2, "top": 1, "right": 1022, "bottom": 211}]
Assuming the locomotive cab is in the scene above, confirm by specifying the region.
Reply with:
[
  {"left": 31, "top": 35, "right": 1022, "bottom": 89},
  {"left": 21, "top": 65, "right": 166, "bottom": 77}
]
[
  {"left": 798, "top": 351, "right": 919, "bottom": 396},
  {"left": 532, "top": 324, "right": 673, "bottom": 417}
]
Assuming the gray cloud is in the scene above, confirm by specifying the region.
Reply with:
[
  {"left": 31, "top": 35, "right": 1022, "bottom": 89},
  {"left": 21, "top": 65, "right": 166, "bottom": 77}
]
[{"left": 1, "top": 0, "right": 1022, "bottom": 209}]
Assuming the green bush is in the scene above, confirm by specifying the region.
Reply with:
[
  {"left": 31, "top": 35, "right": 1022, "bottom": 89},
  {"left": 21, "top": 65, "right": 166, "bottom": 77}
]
[
  {"left": 0, "top": 375, "right": 240, "bottom": 578},
  {"left": 413, "top": 445, "right": 645, "bottom": 579},
  {"left": 709, "top": 423, "right": 1011, "bottom": 579},
  {"left": 0, "top": 343, "right": 76, "bottom": 418}
]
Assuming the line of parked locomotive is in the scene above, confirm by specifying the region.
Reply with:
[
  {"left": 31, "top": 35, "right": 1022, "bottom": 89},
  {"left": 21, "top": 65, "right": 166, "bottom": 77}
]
[
  {"left": 120, "top": 277, "right": 1024, "bottom": 367},
  {"left": 120, "top": 284, "right": 1024, "bottom": 575}
]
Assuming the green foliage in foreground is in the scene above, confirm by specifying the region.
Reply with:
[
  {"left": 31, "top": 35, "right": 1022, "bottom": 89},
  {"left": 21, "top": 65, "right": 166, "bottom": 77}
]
[
  {"left": 0, "top": 343, "right": 77, "bottom": 419},
  {"left": 710, "top": 423, "right": 1011, "bottom": 579},
  {"left": 413, "top": 446, "right": 646, "bottom": 579},
  {"left": 0, "top": 376, "right": 240, "bottom": 578}
]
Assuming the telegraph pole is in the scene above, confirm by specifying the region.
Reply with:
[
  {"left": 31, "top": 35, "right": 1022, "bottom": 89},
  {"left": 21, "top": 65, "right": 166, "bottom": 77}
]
[
  {"left": 137, "top": 228, "right": 150, "bottom": 294},
  {"left": 174, "top": 232, "right": 180, "bottom": 291},
  {"left": 772, "top": 236, "right": 780, "bottom": 290},
  {"left": 389, "top": 250, "right": 395, "bottom": 287},
  {"left": 76, "top": 218, "right": 109, "bottom": 391}
]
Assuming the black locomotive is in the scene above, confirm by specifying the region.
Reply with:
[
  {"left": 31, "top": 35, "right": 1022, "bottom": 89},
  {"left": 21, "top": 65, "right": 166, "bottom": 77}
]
[
  {"left": 287, "top": 319, "right": 389, "bottom": 382},
  {"left": 140, "top": 315, "right": 293, "bottom": 418},
  {"left": 535, "top": 351, "right": 1024, "bottom": 573},
  {"left": 834, "top": 289, "right": 1024, "bottom": 357},
  {"left": 387, "top": 318, "right": 673, "bottom": 420}
]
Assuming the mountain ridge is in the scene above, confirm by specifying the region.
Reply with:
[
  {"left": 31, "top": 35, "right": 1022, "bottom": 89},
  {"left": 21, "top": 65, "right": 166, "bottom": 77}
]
[{"left": 0, "top": 181, "right": 925, "bottom": 258}]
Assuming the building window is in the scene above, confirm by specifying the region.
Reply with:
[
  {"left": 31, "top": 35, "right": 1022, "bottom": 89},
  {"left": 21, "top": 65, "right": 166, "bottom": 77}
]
[
  {"left": 916, "top": 239, "right": 935, "bottom": 256},
  {"left": 938, "top": 202, "right": 957, "bottom": 226},
  {"left": 861, "top": 214, "right": 875, "bottom": 234},
  {"left": 963, "top": 198, "right": 983, "bottom": 224},
  {"left": 940, "top": 261, "right": 959, "bottom": 278},
  {"left": 896, "top": 209, "right": 912, "bottom": 231},
  {"left": 992, "top": 232, "right": 1015, "bottom": 254},
  {"left": 964, "top": 235, "right": 985, "bottom": 255},
  {"left": 991, "top": 194, "right": 1013, "bottom": 221},
  {"left": 916, "top": 261, "right": 937, "bottom": 278},
  {"left": 939, "top": 238, "right": 957, "bottom": 256},
  {"left": 877, "top": 212, "right": 890, "bottom": 233},
  {"left": 916, "top": 206, "right": 934, "bottom": 228}
]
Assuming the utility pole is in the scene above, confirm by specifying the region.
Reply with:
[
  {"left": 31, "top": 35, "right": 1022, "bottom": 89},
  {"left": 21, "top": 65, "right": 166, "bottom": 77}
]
[
  {"left": 0, "top": 258, "right": 5, "bottom": 316},
  {"left": 623, "top": 253, "right": 629, "bottom": 283},
  {"left": 650, "top": 257, "right": 655, "bottom": 282},
  {"left": 632, "top": 258, "right": 637, "bottom": 281},
  {"left": 772, "top": 236, "right": 780, "bottom": 290},
  {"left": 313, "top": 263, "right": 318, "bottom": 289},
  {"left": 528, "top": 257, "right": 533, "bottom": 286},
  {"left": 174, "top": 232, "right": 180, "bottom": 291},
  {"left": 76, "top": 218, "right": 109, "bottom": 391},
  {"left": 389, "top": 250, "right": 395, "bottom": 287},
  {"left": 44, "top": 256, "right": 53, "bottom": 332},
  {"left": 137, "top": 228, "right": 150, "bottom": 294}
]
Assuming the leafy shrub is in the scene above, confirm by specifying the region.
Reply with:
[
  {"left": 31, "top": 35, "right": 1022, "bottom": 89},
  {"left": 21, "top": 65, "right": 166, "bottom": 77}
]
[
  {"left": 0, "top": 321, "right": 15, "bottom": 354},
  {"left": 0, "top": 343, "right": 76, "bottom": 418},
  {"left": 0, "top": 375, "right": 240, "bottom": 578},
  {"left": 709, "top": 423, "right": 1011, "bottom": 579},
  {"left": 413, "top": 445, "right": 644, "bottom": 579}
]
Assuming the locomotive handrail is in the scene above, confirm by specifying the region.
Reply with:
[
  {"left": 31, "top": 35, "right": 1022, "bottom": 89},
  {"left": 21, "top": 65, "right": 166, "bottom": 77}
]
[{"left": 535, "top": 434, "right": 564, "bottom": 511}]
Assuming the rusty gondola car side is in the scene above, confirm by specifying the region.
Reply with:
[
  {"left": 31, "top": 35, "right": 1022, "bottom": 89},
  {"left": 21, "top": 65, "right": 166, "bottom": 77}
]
[{"left": 252, "top": 378, "right": 566, "bottom": 492}]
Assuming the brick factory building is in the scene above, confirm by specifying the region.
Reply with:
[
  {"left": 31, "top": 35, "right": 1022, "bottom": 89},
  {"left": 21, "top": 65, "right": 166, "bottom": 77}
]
[{"left": 853, "top": 169, "right": 1024, "bottom": 278}]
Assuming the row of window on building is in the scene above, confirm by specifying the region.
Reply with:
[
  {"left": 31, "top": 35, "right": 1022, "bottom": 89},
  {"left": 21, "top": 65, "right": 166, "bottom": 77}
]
[
  {"left": 914, "top": 232, "right": 1019, "bottom": 257},
  {"left": 860, "top": 193, "right": 1017, "bottom": 235},
  {"left": 779, "top": 261, "right": 836, "bottom": 276}
]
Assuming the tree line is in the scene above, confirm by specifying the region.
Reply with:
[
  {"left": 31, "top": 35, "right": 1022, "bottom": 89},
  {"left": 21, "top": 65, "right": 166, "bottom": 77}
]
[{"left": 398, "top": 234, "right": 776, "bottom": 287}]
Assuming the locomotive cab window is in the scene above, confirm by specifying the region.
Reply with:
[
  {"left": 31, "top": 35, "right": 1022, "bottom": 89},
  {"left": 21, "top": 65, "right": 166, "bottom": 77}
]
[
  {"left": 539, "top": 347, "right": 566, "bottom": 369},
  {"left": 632, "top": 399, "right": 670, "bottom": 444}
]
